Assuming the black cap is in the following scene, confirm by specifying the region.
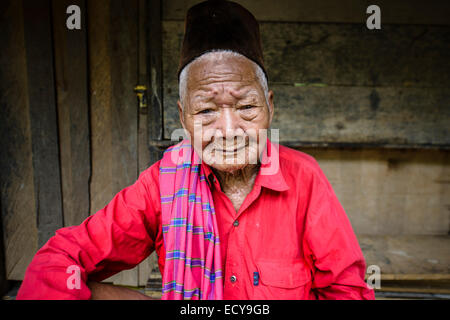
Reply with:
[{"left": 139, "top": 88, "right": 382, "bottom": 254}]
[{"left": 178, "top": 0, "right": 267, "bottom": 80}]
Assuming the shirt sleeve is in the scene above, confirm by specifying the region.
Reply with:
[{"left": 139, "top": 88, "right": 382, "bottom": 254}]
[
  {"left": 16, "top": 164, "right": 161, "bottom": 300},
  {"left": 302, "top": 162, "right": 375, "bottom": 300}
]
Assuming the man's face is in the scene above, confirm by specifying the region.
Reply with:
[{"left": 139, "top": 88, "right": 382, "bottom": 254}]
[{"left": 178, "top": 54, "right": 274, "bottom": 173}]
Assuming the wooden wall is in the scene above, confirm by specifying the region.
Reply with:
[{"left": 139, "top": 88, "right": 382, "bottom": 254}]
[
  {"left": 0, "top": 0, "right": 449, "bottom": 291},
  {"left": 1, "top": 0, "right": 40, "bottom": 283},
  {"left": 0, "top": 0, "right": 158, "bottom": 286}
]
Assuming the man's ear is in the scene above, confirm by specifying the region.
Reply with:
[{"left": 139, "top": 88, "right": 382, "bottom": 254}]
[
  {"left": 267, "top": 90, "right": 275, "bottom": 124},
  {"left": 177, "top": 100, "right": 186, "bottom": 130}
]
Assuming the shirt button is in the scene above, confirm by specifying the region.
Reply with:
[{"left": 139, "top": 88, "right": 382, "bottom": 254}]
[
  {"left": 230, "top": 275, "right": 237, "bottom": 283},
  {"left": 233, "top": 220, "right": 239, "bottom": 227}
]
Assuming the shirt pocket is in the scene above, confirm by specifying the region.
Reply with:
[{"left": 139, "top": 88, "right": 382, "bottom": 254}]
[{"left": 254, "top": 259, "right": 312, "bottom": 299}]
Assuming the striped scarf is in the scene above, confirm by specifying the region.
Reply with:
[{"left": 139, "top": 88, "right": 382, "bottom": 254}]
[{"left": 159, "top": 139, "right": 223, "bottom": 300}]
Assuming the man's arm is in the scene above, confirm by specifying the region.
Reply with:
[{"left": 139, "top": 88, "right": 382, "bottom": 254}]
[
  {"left": 16, "top": 167, "right": 161, "bottom": 300},
  {"left": 302, "top": 164, "right": 375, "bottom": 300}
]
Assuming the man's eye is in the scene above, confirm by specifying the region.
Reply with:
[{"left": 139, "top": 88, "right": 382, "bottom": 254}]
[
  {"left": 198, "top": 109, "right": 212, "bottom": 114},
  {"left": 240, "top": 105, "right": 255, "bottom": 110}
]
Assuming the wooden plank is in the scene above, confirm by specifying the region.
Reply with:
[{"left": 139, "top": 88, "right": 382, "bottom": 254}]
[
  {"left": 109, "top": 0, "right": 139, "bottom": 197},
  {"left": 52, "top": 0, "right": 91, "bottom": 227},
  {"left": 163, "top": 0, "right": 450, "bottom": 25},
  {"left": 108, "top": 0, "right": 140, "bottom": 285},
  {"left": 23, "top": 0, "right": 64, "bottom": 249},
  {"left": 308, "top": 148, "right": 449, "bottom": 236},
  {"left": 162, "top": 21, "right": 450, "bottom": 88},
  {"left": 0, "top": 0, "right": 38, "bottom": 281},
  {"left": 375, "top": 280, "right": 450, "bottom": 294},
  {"left": 137, "top": 0, "right": 154, "bottom": 287},
  {"left": 358, "top": 235, "right": 450, "bottom": 275},
  {"left": 88, "top": 0, "right": 141, "bottom": 287},
  {"left": 88, "top": 0, "right": 113, "bottom": 215},
  {"left": 261, "top": 23, "right": 450, "bottom": 88},
  {"left": 0, "top": 198, "right": 7, "bottom": 295},
  {"left": 379, "top": 275, "right": 450, "bottom": 281},
  {"left": 271, "top": 85, "right": 449, "bottom": 146},
  {"left": 147, "top": 0, "right": 164, "bottom": 143}
]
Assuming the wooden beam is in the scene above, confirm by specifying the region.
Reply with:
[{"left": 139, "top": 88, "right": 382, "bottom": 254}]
[
  {"left": 88, "top": 0, "right": 141, "bottom": 287},
  {"left": 271, "top": 85, "right": 450, "bottom": 147},
  {"left": 23, "top": 0, "right": 64, "bottom": 248},
  {"left": 52, "top": 0, "right": 91, "bottom": 227},
  {"left": 137, "top": 0, "right": 153, "bottom": 287},
  {"left": 0, "top": 0, "right": 39, "bottom": 281},
  {"left": 379, "top": 274, "right": 450, "bottom": 281},
  {"left": 0, "top": 197, "right": 7, "bottom": 295},
  {"left": 146, "top": 139, "right": 450, "bottom": 151}
]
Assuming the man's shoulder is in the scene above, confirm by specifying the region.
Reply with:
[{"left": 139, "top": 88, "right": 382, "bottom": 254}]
[
  {"left": 277, "top": 143, "right": 331, "bottom": 187},
  {"left": 138, "top": 159, "right": 162, "bottom": 182},
  {"left": 276, "top": 144, "right": 335, "bottom": 201},
  {"left": 278, "top": 144, "right": 321, "bottom": 172}
]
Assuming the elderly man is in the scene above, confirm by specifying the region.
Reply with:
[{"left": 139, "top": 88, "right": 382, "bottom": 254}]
[{"left": 17, "top": 0, "right": 374, "bottom": 300}]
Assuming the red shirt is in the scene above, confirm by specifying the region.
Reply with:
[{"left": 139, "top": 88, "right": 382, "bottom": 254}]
[{"left": 17, "top": 144, "right": 374, "bottom": 300}]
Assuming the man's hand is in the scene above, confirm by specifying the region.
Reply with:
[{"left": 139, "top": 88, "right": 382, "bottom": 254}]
[{"left": 87, "top": 281, "right": 154, "bottom": 300}]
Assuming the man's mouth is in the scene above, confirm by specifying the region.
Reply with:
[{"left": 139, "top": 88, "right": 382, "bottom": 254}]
[{"left": 215, "top": 142, "right": 247, "bottom": 153}]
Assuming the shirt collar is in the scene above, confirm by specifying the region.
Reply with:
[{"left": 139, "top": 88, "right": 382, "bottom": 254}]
[
  {"left": 200, "top": 139, "right": 289, "bottom": 192},
  {"left": 255, "top": 139, "right": 289, "bottom": 192}
]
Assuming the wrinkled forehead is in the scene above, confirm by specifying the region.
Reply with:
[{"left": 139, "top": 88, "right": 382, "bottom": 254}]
[{"left": 186, "top": 53, "right": 260, "bottom": 92}]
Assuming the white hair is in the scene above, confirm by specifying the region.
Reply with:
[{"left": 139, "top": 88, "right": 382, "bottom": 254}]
[{"left": 178, "top": 50, "right": 269, "bottom": 111}]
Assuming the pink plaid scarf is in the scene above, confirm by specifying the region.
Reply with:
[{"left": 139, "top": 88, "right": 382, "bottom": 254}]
[{"left": 159, "top": 139, "right": 223, "bottom": 299}]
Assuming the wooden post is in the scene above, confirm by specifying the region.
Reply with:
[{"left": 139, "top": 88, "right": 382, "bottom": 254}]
[
  {"left": 23, "top": 0, "right": 64, "bottom": 248},
  {"left": 88, "top": 0, "right": 141, "bottom": 287},
  {"left": 0, "top": 0, "right": 39, "bottom": 281},
  {"left": 147, "top": 0, "right": 165, "bottom": 162},
  {"left": 52, "top": 0, "right": 91, "bottom": 227},
  {"left": 0, "top": 197, "right": 7, "bottom": 296}
]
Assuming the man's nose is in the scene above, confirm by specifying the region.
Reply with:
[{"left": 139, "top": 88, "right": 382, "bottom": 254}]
[{"left": 215, "top": 107, "right": 242, "bottom": 139}]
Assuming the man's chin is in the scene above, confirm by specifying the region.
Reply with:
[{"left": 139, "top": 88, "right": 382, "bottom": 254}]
[
  {"left": 209, "top": 162, "right": 248, "bottom": 173},
  {"left": 200, "top": 148, "right": 261, "bottom": 173}
]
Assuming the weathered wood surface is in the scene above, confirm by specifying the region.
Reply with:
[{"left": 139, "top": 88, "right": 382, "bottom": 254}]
[
  {"left": 1, "top": 0, "right": 448, "bottom": 286},
  {"left": 52, "top": 0, "right": 91, "bottom": 227},
  {"left": 163, "top": 0, "right": 450, "bottom": 25},
  {"left": 0, "top": 198, "right": 6, "bottom": 295},
  {"left": 23, "top": 0, "right": 64, "bottom": 249},
  {"left": 88, "top": 0, "right": 141, "bottom": 286},
  {"left": 272, "top": 85, "right": 450, "bottom": 147},
  {"left": 163, "top": 21, "right": 450, "bottom": 87},
  {"left": 148, "top": 0, "right": 164, "bottom": 143},
  {"left": 307, "top": 148, "right": 449, "bottom": 236},
  {"left": 162, "top": 21, "right": 450, "bottom": 147},
  {"left": 138, "top": 0, "right": 159, "bottom": 286},
  {"left": 359, "top": 235, "right": 450, "bottom": 277},
  {"left": 0, "top": 0, "right": 39, "bottom": 281}
]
